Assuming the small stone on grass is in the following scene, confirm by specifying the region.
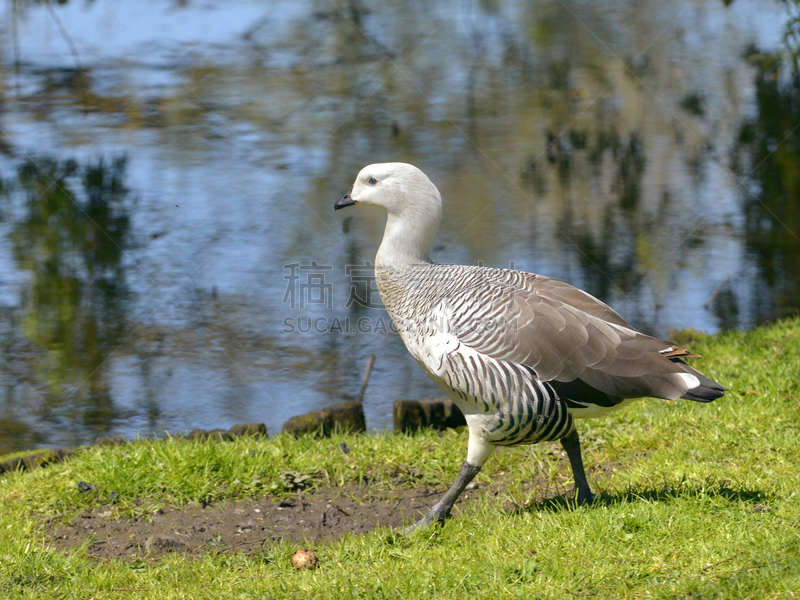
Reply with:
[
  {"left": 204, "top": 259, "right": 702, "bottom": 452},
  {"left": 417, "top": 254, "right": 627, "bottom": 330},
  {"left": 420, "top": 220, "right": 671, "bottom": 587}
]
[{"left": 291, "top": 548, "right": 318, "bottom": 570}]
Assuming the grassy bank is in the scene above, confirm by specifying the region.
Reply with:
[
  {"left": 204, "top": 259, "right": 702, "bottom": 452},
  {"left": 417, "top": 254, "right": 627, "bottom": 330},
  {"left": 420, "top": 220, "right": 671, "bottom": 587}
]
[{"left": 1, "top": 318, "right": 799, "bottom": 599}]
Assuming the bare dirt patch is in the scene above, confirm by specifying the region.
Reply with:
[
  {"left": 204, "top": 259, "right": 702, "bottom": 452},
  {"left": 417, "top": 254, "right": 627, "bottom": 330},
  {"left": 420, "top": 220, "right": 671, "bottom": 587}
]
[
  {"left": 41, "top": 480, "right": 490, "bottom": 561},
  {"left": 40, "top": 451, "right": 611, "bottom": 562}
]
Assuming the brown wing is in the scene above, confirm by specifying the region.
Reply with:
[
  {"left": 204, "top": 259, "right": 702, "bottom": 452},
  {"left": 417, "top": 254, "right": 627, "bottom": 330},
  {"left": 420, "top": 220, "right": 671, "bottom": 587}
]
[
  {"left": 517, "top": 273, "right": 636, "bottom": 329},
  {"left": 448, "top": 269, "right": 725, "bottom": 405}
]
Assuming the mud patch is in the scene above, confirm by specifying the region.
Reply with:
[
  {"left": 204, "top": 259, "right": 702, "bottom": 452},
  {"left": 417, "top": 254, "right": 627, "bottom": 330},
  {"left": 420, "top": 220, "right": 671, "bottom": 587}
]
[
  {"left": 42, "top": 481, "right": 488, "bottom": 561},
  {"left": 41, "top": 451, "right": 611, "bottom": 562}
]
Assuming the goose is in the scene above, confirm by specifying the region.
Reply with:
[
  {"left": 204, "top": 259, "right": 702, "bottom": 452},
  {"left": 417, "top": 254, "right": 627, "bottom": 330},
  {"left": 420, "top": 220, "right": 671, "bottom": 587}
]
[{"left": 334, "top": 162, "right": 726, "bottom": 531}]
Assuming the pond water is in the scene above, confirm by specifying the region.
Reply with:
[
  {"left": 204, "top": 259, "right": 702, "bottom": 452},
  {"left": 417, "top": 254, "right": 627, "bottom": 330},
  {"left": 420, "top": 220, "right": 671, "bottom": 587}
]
[{"left": 0, "top": 0, "right": 798, "bottom": 453}]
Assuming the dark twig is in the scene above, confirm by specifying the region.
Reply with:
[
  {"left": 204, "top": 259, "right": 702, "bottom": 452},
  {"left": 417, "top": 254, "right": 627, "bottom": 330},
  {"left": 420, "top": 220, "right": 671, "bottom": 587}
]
[
  {"left": 703, "top": 561, "right": 778, "bottom": 577},
  {"left": 388, "top": 498, "right": 402, "bottom": 516},
  {"left": 355, "top": 354, "right": 375, "bottom": 403},
  {"left": 12, "top": 0, "right": 21, "bottom": 99},
  {"left": 242, "top": 13, "right": 271, "bottom": 40},
  {"left": 330, "top": 503, "right": 350, "bottom": 517},
  {"left": 699, "top": 550, "right": 744, "bottom": 572},
  {"left": 225, "top": 537, "right": 270, "bottom": 550},
  {"left": 703, "top": 275, "right": 730, "bottom": 310},
  {"left": 45, "top": 0, "right": 89, "bottom": 111}
]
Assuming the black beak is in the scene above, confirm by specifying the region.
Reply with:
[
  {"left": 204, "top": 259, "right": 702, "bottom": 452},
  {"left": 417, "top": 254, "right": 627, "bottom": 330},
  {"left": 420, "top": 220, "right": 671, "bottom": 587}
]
[{"left": 334, "top": 187, "right": 356, "bottom": 210}]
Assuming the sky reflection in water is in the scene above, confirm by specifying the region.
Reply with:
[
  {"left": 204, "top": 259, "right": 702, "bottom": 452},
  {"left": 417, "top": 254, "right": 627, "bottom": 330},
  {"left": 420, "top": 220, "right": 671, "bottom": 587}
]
[{"left": 0, "top": 0, "right": 797, "bottom": 452}]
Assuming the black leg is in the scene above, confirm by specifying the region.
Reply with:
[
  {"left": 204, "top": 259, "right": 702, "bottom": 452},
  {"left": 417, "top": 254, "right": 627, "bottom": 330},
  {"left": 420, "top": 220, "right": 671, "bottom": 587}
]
[
  {"left": 404, "top": 460, "right": 482, "bottom": 533},
  {"left": 560, "top": 428, "right": 595, "bottom": 505}
]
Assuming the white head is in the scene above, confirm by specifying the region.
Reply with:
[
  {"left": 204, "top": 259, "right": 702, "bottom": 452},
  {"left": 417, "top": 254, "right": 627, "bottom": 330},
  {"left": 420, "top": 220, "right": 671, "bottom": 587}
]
[{"left": 335, "top": 162, "right": 443, "bottom": 266}]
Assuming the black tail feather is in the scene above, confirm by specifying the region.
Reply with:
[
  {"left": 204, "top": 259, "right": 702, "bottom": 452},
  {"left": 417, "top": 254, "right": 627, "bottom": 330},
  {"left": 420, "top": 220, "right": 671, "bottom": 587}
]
[
  {"left": 681, "top": 385, "right": 726, "bottom": 402},
  {"left": 672, "top": 359, "right": 728, "bottom": 403},
  {"left": 679, "top": 374, "right": 727, "bottom": 403}
]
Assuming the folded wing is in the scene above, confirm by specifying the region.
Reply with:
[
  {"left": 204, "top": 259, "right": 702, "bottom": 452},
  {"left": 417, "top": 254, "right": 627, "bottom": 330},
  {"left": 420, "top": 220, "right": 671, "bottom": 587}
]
[{"left": 445, "top": 269, "right": 726, "bottom": 407}]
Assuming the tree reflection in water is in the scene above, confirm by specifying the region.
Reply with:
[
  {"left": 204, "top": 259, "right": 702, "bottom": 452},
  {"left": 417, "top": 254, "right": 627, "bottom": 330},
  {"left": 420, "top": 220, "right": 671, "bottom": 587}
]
[
  {"left": 734, "top": 46, "right": 800, "bottom": 326},
  {"left": 6, "top": 156, "right": 130, "bottom": 443}
]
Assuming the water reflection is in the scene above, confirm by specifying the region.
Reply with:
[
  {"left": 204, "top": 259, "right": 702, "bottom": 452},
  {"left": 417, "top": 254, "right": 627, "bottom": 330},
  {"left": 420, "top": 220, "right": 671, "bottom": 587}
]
[
  {"left": 3, "top": 156, "right": 130, "bottom": 441},
  {"left": 547, "top": 129, "right": 650, "bottom": 299},
  {"left": 0, "top": 0, "right": 796, "bottom": 452},
  {"left": 734, "top": 46, "right": 800, "bottom": 326}
]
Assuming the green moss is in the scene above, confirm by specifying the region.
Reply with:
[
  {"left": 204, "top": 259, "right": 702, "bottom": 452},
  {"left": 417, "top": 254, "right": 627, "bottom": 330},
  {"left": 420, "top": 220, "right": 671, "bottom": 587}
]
[{"left": 0, "top": 448, "right": 56, "bottom": 463}]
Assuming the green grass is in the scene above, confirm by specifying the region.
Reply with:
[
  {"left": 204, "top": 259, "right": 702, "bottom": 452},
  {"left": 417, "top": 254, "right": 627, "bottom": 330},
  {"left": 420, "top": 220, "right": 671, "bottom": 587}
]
[{"left": 2, "top": 318, "right": 799, "bottom": 599}]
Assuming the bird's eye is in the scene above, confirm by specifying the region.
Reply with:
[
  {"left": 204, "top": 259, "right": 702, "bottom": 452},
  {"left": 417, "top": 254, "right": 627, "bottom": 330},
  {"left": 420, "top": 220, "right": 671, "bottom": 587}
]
[{"left": 368, "top": 177, "right": 377, "bottom": 185}]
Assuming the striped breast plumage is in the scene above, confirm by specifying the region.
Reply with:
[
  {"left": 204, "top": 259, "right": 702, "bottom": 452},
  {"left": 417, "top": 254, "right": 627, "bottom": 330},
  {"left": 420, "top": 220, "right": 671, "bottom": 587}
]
[{"left": 375, "top": 263, "right": 576, "bottom": 446}]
